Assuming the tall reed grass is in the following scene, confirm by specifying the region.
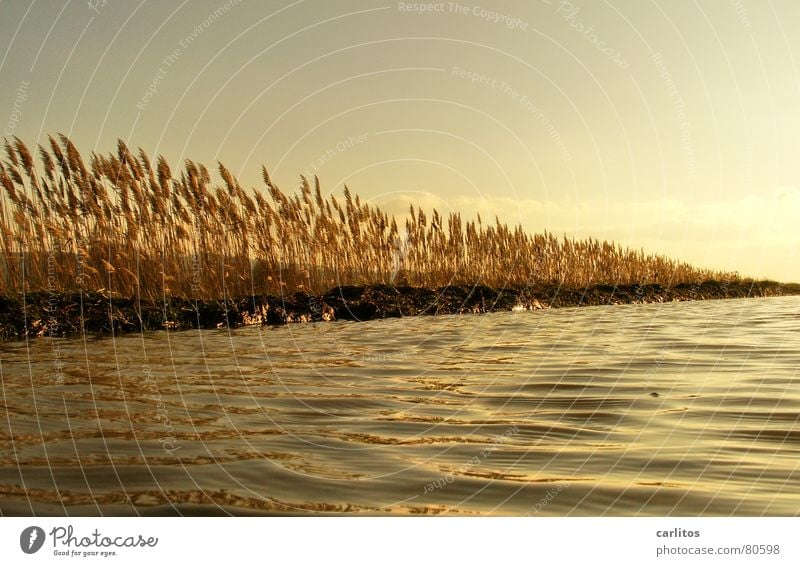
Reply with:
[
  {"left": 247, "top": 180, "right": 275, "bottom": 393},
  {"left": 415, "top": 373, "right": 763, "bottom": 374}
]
[{"left": 0, "top": 135, "right": 738, "bottom": 300}]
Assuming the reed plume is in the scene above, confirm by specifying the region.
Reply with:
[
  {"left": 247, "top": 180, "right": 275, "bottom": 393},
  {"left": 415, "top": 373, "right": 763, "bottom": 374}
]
[{"left": 0, "top": 135, "right": 740, "bottom": 300}]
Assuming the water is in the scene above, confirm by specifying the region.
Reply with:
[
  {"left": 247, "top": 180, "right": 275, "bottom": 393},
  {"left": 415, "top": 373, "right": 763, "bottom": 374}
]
[{"left": 1, "top": 296, "right": 799, "bottom": 516}]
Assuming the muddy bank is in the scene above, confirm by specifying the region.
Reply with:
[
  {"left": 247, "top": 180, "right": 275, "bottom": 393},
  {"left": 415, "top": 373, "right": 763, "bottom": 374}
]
[{"left": 1, "top": 280, "right": 797, "bottom": 341}]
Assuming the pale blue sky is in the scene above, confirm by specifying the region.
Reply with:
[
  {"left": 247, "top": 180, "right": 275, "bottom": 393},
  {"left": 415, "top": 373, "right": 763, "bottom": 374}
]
[{"left": 2, "top": 0, "right": 799, "bottom": 280}]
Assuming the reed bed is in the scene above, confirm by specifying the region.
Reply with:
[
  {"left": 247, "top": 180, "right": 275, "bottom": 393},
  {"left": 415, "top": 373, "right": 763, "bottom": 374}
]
[{"left": 0, "top": 135, "right": 738, "bottom": 300}]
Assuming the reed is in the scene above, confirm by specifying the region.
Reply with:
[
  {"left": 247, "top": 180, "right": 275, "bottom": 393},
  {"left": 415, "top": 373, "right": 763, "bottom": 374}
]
[{"left": 0, "top": 135, "right": 739, "bottom": 300}]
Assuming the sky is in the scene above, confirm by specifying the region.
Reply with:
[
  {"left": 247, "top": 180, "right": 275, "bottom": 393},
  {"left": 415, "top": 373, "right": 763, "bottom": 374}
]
[{"left": 1, "top": 0, "right": 799, "bottom": 281}]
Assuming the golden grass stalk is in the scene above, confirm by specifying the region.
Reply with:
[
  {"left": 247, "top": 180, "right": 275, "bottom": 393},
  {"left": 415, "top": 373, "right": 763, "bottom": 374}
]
[{"left": 0, "top": 135, "right": 740, "bottom": 299}]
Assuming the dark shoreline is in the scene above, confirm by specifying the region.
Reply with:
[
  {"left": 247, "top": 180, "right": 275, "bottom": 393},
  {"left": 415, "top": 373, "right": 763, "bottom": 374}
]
[{"left": 1, "top": 280, "right": 797, "bottom": 341}]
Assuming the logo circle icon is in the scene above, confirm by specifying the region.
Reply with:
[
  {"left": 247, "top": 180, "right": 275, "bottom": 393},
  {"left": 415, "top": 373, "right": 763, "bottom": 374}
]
[{"left": 20, "top": 526, "right": 45, "bottom": 554}]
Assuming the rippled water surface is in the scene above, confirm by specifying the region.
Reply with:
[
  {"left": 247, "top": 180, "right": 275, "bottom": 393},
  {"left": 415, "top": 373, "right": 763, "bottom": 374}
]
[{"left": 2, "top": 296, "right": 800, "bottom": 515}]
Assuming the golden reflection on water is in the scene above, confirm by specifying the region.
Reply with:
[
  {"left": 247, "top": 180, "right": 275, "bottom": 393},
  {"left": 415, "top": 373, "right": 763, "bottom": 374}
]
[{"left": 1, "top": 296, "right": 800, "bottom": 515}]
